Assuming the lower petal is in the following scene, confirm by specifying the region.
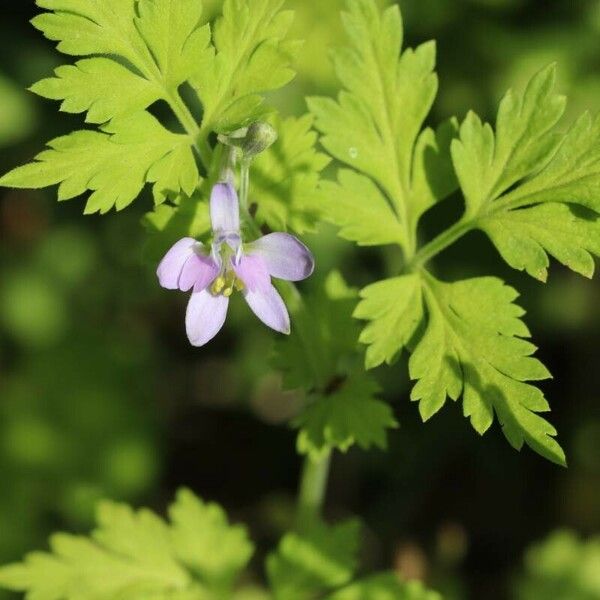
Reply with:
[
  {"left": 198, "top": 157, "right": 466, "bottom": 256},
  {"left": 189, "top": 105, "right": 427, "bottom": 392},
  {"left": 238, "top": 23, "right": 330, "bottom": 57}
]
[
  {"left": 157, "top": 238, "right": 197, "bottom": 290},
  {"left": 243, "top": 284, "right": 290, "bottom": 334},
  {"left": 186, "top": 290, "right": 229, "bottom": 347}
]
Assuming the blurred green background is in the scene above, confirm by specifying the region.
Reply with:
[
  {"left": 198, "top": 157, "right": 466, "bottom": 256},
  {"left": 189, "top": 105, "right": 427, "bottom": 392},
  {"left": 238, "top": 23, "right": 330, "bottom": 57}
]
[{"left": 0, "top": 1, "right": 599, "bottom": 598}]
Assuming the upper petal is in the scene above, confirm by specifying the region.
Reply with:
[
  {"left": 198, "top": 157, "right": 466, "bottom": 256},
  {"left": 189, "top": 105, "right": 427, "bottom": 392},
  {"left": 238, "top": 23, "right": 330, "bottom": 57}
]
[
  {"left": 157, "top": 237, "right": 197, "bottom": 290},
  {"left": 186, "top": 289, "right": 230, "bottom": 347},
  {"left": 232, "top": 254, "right": 271, "bottom": 292},
  {"left": 247, "top": 233, "right": 315, "bottom": 282},
  {"left": 179, "top": 252, "right": 220, "bottom": 292},
  {"left": 243, "top": 284, "right": 290, "bottom": 334},
  {"left": 210, "top": 182, "right": 240, "bottom": 234}
]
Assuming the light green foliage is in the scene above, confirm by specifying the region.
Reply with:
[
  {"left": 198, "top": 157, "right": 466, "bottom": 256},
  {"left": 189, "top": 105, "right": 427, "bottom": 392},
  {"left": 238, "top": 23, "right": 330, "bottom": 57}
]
[
  {"left": 410, "top": 275, "right": 564, "bottom": 465},
  {"left": 452, "top": 66, "right": 600, "bottom": 280},
  {"left": 0, "top": 112, "right": 198, "bottom": 214},
  {"left": 354, "top": 274, "right": 424, "bottom": 369},
  {"left": 295, "top": 371, "right": 397, "bottom": 460},
  {"left": 31, "top": 59, "right": 160, "bottom": 124},
  {"left": 274, "top": 272, "right": 397, "bottom": 458},
  {"left": 516, "top": 531, "right": 600, "bottom": 600},
  {"left": 2, "top": 0, "right": 301, "bottom": 214},
  {"left": 309, "top": 0, "right": 457, "bottom": 254},
  {"left": 0, "top": 489, "right": 253, "bottom": 599},
  {"left": 192, "top": 0, "right": 300, "bottom": 133},
  {"left": 327, "top": 574, "right": 442, "bottom": 600},
  {"left": 267, "top": 519, "right": 361, "bottom": 599},
  {"left": 307, "top": 0, "right": 600, "bottom": 464},
  {"left": 251, "top": 115, "right": 331, "bottom": 233}
]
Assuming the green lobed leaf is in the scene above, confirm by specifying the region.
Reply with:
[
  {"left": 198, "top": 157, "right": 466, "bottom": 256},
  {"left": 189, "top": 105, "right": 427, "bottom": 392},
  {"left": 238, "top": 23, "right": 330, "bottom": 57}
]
[
  {"left": 327, "top": 573, "right": 442, "bottom": 600},
  {"left": 267, "top": 519, "right": 361, "bottom": 600},
  {"left": 452, "top": 65, "right": 600, "bottom": 279},
  {"left": 354, "top": 273, "right": 424, "bottom": 369},
  {"left": 309, "top": 0, "right": 456, "bottom": 253},
  {"left": 0, "top": 489, "right": 253, "bottom": 599},
  {"left": 30, "top": 58, "right": 161, "bottom": 124},
  {"left": 294, "top": 370, "right": 397, "bottom": 460},
  {"left": 0, "top": 111, "right": 199, "bottom": 214},
  {"left": 193, "top": 0, "right": 300, "bottom": 133},
  {"left": 409, "top": 274, "right": 564, "bottom": 466},
  {"left": 251, "top": 115, "right": 331, "bottom": 234}
]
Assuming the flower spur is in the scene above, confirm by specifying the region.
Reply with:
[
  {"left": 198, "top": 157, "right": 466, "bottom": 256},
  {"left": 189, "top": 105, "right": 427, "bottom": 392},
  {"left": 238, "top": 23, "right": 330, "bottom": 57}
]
[{"left": 157, "top": 182, "right": 315, "bottom": 346}]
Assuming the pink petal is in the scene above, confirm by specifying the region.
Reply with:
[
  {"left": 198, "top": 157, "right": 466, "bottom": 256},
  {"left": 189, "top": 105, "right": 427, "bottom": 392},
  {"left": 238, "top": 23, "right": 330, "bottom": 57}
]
[
  {"left": 157, "top": 238, "right": 197, "bottom": 290},
  {"left": 210, "top": 182, "right": 240, "bottom": 234},
  {"left": 233, "top": 254, "right": 271, "bottom": 292},
  {"left": 243, "top": 284, "right": 290, "bottom": 334},
  {"left": 179, "top": 253, "right": 220, "bottom": 292},
  {"left": 248, "top": 233, "right": 315, "bottom": 281},
  {"left": 186, "top": 289, "right": 229, "bottom": 347}
]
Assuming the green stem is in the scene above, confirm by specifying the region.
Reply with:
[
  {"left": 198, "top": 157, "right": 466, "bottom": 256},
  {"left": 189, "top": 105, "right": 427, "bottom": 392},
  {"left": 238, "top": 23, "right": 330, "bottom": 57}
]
[
  {"left": 296, "top": 452, "right": 332, "bottom": 529},
  {"left": 166, "top": 91, "right": 212, "bottom": 170},
  {"left": 407, "top": 217, "right": 475, "bottom": 271}
]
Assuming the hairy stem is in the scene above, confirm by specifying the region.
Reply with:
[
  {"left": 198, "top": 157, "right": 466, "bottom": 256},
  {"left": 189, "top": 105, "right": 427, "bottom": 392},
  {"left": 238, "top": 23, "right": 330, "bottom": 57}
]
[{"left": 296, "top": 452, "right": 332, "bottom": 529}]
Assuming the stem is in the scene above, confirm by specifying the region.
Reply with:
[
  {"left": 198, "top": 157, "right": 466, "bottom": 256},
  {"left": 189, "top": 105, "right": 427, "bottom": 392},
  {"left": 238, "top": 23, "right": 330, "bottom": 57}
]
[
  {"left": 407, "top": 217, "right": 475, "bottom": 271},
  {"left": 296, "top": 452, "right": 332, "bottom": 529},
  {"left": 166, "top": 91, "right": 212, "bottom": 170},
  {"left": 239, "top": 159, "right": 251, "bottom": 212}
]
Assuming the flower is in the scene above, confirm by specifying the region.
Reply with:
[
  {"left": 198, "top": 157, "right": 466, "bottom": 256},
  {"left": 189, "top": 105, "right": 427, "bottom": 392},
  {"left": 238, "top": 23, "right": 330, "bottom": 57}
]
[{"left": 157, "top": 182, "right": 315, "bottom": 346}]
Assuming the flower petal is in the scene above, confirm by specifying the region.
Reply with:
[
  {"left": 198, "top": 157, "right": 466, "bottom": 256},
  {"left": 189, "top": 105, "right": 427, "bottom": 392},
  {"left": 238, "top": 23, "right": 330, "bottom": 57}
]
[
  {"left": 186, "top": 289, "right": 229, "bottom": 347},
  {"left": 179, "top": 252, "right": 220, "bottom": 292},
  {"left": 233, "top": 254, "right": 271, "bottom": 292},
  {"left": 210, "top": 182, "right": 240, "bottom": 234},
  {"left": 157, "top": 237, "right": 197, "bottom": 290},
  {"left": 243, "top": 284, "right": 290, "bottom": 334},
  {"left": 248, "top": 233, "right": 315, "bottom": 281}
]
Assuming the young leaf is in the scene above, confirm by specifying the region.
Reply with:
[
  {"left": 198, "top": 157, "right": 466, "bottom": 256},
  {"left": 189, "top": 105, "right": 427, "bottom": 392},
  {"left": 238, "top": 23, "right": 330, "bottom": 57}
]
[
  {"left": 251, "top": 115, "right": 331, "bottom": 234},
  {"left": 452, "top": 66, "right": 600, "bottom": 279},
  {"left": 327, "top": 573, "right": 442, "bottom": 600},
  {"left": 0, "top": 112, "right": 198, "bottom": 214},
  {"left": 193, "top": 0, "right": 300, "bottom": 134},
  {"left": 294, "top": 371, "right": 397, "bottom": 460},
  {"left": 0, "top": 489, "right": 253, "bottom": 598},
  {"left": 409, "top": 274, "right": 565, "bottom": 466},
  {"left": 309, "top": 0, "right": 456, "bottom": 254},
  {"left": 267, "top": 519, "right": 361, "bottom": 600}
]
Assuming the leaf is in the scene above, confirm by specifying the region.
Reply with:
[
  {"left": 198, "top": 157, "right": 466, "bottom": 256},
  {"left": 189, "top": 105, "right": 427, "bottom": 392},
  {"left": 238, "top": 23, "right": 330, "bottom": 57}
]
[
  {"left": 135, "top": 0, "right": 211, "bottom": 89},
  {"left": 516, "top": 531, "right": 600, "bottom": 600},
  {"left": 267, "top": 519, "right": 361, "bottom": 600},
  {"left": 327, "top": 573, "right": 442, "bottom": 600},
  {"left": 0, "top": 112, "right": 198, "bottom": 214},
  {"left": 193, "top": 0, "right": 300, "bottom": 133},
  {"left": 0, "top": 489, "right": 253, "bottom": 599},
  {"left": 452, "top": 64, "right": 565, "bottom": 216},
  {"left": 451, "top": 65, "right": 600, "bottom": 279},
  {"left": 409, "top": 274, "right": 565, "bottom": 466},
  {"left": 294, "top": 371, "right": 397, "bottom": 460},
  {"left": 251, "top": 115, "right": 330, "bottom": 234},
  {"left": 169, "top": 489, "right": 254, "bottom": 588},
  {"left": 354, "top": 274, "right": 424, "bottom": 369},
  {"left": 30, "top": 58, "right": 161, "bottom": 124},
  {"left": 309, "top": 0, "right": 455, "bottom": 253},
  {"left": 318, "top": 170, "right": 404, "bottom": 247}
]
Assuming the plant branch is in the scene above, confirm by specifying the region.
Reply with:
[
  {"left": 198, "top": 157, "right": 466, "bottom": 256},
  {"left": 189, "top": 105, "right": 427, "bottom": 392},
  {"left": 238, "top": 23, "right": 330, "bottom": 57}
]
[{"left": 407, "top": 217, "right": 475, "bottom": 271}]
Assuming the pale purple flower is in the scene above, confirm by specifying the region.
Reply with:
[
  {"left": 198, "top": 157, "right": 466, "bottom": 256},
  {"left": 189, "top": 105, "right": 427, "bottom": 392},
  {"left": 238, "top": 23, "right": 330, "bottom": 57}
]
[{"left": 157, "top": 182, "right": 315, "bottom": 346}]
